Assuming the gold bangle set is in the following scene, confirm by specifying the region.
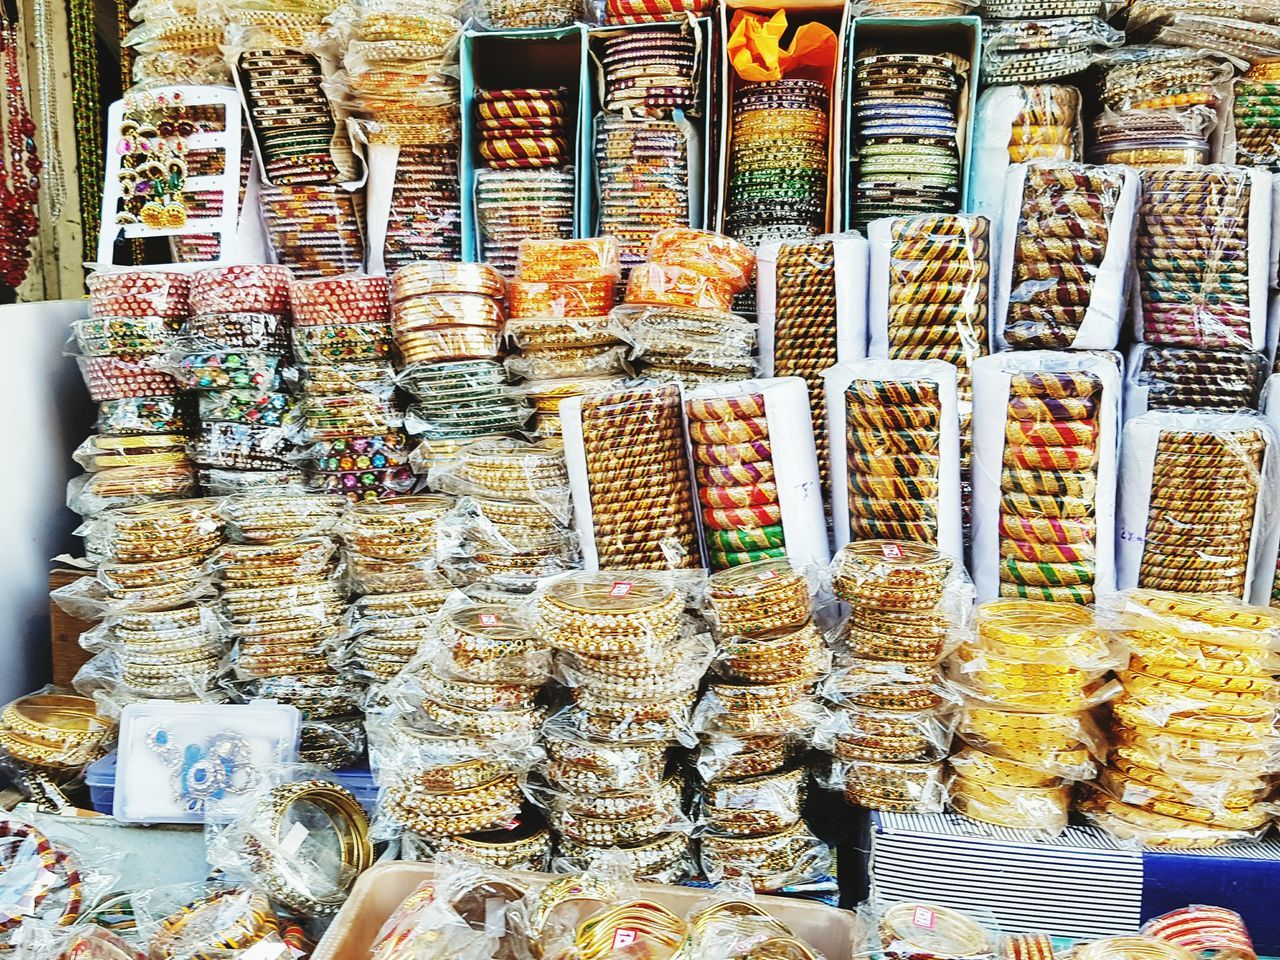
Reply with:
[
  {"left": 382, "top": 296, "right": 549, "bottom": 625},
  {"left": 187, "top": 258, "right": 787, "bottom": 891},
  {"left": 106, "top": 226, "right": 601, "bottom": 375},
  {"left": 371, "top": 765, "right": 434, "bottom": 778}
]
[
  {"left": 438, "top": 825, "right": 553, "bottom": 871},
  {"left": 708, "top": 560, "right": 811, "bottom": 637},
  {"left": 703, "top": 767, "right": 806, "bottom": 836},
  {"left": 1085, "top": 590, "right": 1280, "bottom": 847},
  {"left": 879, "top": 902, "right": 992, "bottom": 960},
  {"left": 718, "top": 621, "right": 828, "bottom": 685},
  {"left": 221, "top": 494, "right": 345, "bottom": 544},
  {"left": 700, "top": 821, "right": 814, "bottom": 890},
  {"left": 576, "top": 901, "right": 688, "bottom": 960},
  {"left": 342, "top": 496, "right": 453, "bottom": 561},
  {"left": 150, "top": 889, "right": 281, "bottom": 960},
  {"left": 556, "top": 832, "right": 691, "bottom": 881},
  {"left": 105, "top": 498, "right": 225, "bottom": 563},
  {"left": 535, "top": 573, "right": 683, "bottom": 656},
  {"left": 244, "top": 779, "right": 373, "bottom": 917},
  {"left": 0, "top": 693, "right": 113, "bottom": 769}
]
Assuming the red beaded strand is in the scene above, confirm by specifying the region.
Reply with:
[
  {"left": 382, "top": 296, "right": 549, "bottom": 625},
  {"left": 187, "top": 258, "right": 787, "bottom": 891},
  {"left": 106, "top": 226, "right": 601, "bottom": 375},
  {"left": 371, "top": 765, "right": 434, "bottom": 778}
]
[{"left": 0, "top": 16, "right": 40, "bottom": 288}]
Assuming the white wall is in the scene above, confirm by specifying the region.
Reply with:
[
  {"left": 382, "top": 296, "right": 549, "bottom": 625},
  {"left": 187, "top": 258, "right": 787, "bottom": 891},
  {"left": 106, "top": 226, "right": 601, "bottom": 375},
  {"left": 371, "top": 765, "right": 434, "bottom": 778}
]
[{"left": 0, "top": 299, "right": 93, "bottom": 701}]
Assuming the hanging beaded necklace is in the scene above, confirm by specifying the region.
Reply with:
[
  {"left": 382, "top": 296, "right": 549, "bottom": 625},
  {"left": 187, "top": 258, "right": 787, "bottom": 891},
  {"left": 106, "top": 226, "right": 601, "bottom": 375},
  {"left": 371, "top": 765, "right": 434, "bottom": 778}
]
[{"left": 0, "top": 16, "right": 41, "bottom": 289}]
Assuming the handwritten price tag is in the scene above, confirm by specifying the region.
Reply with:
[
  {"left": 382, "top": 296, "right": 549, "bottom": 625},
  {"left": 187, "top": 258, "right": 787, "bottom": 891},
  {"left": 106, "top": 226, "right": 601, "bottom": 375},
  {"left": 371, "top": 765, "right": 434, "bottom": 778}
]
[
  {"left": 610, "top": 581, "right": 633, "bottom": 598},
  {"left": 912, "top": 907, "right": 936, "bottom": 930},
  {"left": 478, "top": 613, "right": 500, "bottom": 627},
  {"left": 882, "top": 543, "right": 904, "bottom": 560},
  {"left": 612, "top": 928, "right": 640, "bottom": 949}
]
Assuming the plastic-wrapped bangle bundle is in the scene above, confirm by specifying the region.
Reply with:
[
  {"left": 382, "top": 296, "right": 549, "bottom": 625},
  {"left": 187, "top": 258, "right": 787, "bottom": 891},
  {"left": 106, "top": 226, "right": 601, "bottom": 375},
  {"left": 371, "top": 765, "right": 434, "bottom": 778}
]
[
  {"left": 289, "top": 275, "right": 411, "bottom": 502},
  {"left": 1101, "top": 46, "right": 1231, "bottom": 116},
  {"left": 259, "top": 184, "right": 365, "bottom": 279},
  {"left": 615, "top": 228, "right": 756, "bottom": 388},
  {"left": 843, "top": 378, "right": 945, "bottom": 546},
  {"left": 1004, "top": 85, "right": 1080, "bottom": 163},
  {"left": 1134, "top": 422, "right": 1265, "bottom": 597},
  {"left": 1151, "top": 15, "right": 1280, "bottom": 67},
  {"left": 880, "top": 215, "right": 990, "bottom": 400},
  {"left": 339, "top": 495, "right": 453, "bottom": 679},
  {"left": 1082, "top": 590, "right": 1280, "bottom": 849},
  {"left": 850, "top": 52, "right": 966, "bottom": 231},
  {"left": 1130, "top": 346, "right": 1267, "bottom": 413},
  {"left": 997, "top": 369, "right": 1103, "bottom": 604},
  {"left": 574, "top": 384, "right": 701, "bottom": 569},
  {"left": 684, "top": 392, "right": 784, "bottom": 567},
  {"left": 474, "top": 88, "right": 574, "bottom": 273},
  {"left": 829, "top": 540, "right": 963, "bottom": 812},
  {"left": 1142, "top": 906, "right": 1258, "bottom": 960},
  {"left": 534, "top": 573, "right": 697, "bottom": 879},
  {"left": 123, "top": 10, "right": 229, "bottom": 86},
  {"left": 1135, "top": 167, "right": 1260, "bottom": 351},
  {"left": 946, "top": 599, "right": 1114, "bottom": 835},
  {"left": 472, "top": 0, "right": 576, "bottom": 28},
  {"left": 1090, "top": 106, "right": 1215, "bottom": 168},
  {"left": 604, "top": 0, "right": 712, "bottom": 23},
  {"left": 981, "top": 18, "right": 1123, "bottom": 85},
  {"left": 772, "top": 240, "right": 836, "bottom": 493},
  {"left": 434, "top": 437, "right": 580, "bottom": 587},
  {"left": 864, "top": 0, "right": 973, "bottom": 14},
  {"left": 601, "top": 28, "right": 696, "bottom": 117},
  {"left": 1235, "top": 63, "right": 1280, "bottom": 170},
  {"left": 384, "top": 142, "right": 463, "bottom": 268},
  {"left": 235, "top": 49, "right": 346, "bottom": 186},
  {"left": 75, "top": 271, "right": 194, "bottom": 516},
  {"left": 437, "top": 821, "right": 552, "bottom": 871},
  {"left": 501, "top": 238, "right": 627, "bottom": 437},
  {"left": 1003, "top": 163, "right": 1124, "bottom": 350},
  {"left": 726, "top": 79, "right": 829, "bottom": 247},
  {"left": 184, "top": 265, "right": 301, "bottom": 491},
  {"left": 596, "top": 115, "right": 690, "bottom": 273},
  {"left": 877, "top": 901, "right": 995, "bottom": 960},
  {"left": 392, "top": 262, "right": 530, "bottom": 468}
]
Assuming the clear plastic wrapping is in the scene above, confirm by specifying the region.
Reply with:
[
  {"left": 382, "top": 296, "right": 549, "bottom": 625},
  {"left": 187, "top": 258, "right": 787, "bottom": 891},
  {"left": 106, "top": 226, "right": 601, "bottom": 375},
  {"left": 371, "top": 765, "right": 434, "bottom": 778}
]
[
  {"left": 981, "top": 18, "right": 1124, "bottom": 85},
  {"left": 972, "top": 87, "right": 1081, "bottom": 220},
  {"left": 996, "top": 162, "right": 1139, "bottom": 351}
]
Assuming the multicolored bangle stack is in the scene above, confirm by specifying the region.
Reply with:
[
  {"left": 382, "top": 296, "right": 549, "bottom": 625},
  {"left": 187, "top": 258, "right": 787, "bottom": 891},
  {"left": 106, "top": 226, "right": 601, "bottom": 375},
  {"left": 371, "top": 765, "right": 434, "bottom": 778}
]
[
  {"left": 726, "top": 78, "right": 829, "bottom": 247},
  {"left": 392, "top": 262, "right": 530, "bottom": 469},
  {"left": 996, "top": 369, "right": 1103, "bottom": 603},
  {"left": 595, "top": 26, "right": 696, "bottom": 270},
  {"left": 843, "top": 377, "right": 945, "bottom": 546},
  {"left": 851, "top": 52, "right": 966, "bottom": 231},
  {"left": 385, "top": 140, "right": 464, "bottom": 269},
  {"left": 289, "top": 274, "right": 412, "bottom": 501},
  {"left": 1133, "top": 347, "right": 1267, "bottom": 413},
  {"left": 771, "top": 240, "right": 837, "bottom": 500},
  {"left": 535, "top": 572, "right": 697, "bottom": 881},
  {"left": 474, "top": 87, "right": 574, "bottom": 273},
  {"left": 948, "top": 599, "right": 1113, "bottom": 834},
  {"left": 684, "top": 391, "right": 783, "bottom": 567},
  {"left": 185, "top": 264, "right": 300, "bottom": 493},
  {"left": 1135, "top": 168, "right": 1257, "bottom": 353},
  {"left": 575, "top": 384, "right": 701, "bottom": 569},
  {"left": 1234, "top": 62, "right": 1280, "bottom": 170},
  {"left": 828, "top": 540, "right": 959, "bottom": 813},
  {"left": 1136, "top": 425, "right": 1264, "bottom": 596},
  {"left": 604, "top": 0, "right": 712, "bottom": 22},
  {"left": 614, "top": 228, "right": 756, "bottom": 388},
  {"left": 502, "top": 238, "right": 626, "bottom": 438},
  {"left": 1082, "top": 591, "right": 1280, "bottom": 849},
  {"left": 260, "top": 183, "right": 366, "bottom": 279},
  {"left": 340, "top": 495, "right": 453, "bottom": 679},
  {"left": 981, "top": 16, "right": 1123, "bottom": 85},
  {"left": 77, "top": 271, "right": 193, "bottom": 517},
  {"left": 1003, "top": 163, "right": 1123, "bottom": 349}
]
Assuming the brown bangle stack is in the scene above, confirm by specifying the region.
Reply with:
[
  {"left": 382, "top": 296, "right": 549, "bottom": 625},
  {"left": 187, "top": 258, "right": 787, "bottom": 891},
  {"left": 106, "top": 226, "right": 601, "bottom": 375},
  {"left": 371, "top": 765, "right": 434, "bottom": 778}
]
[
  {"left": 578, "top": 384, "right": 700, "bottom": 569},
  {"left": 1137, "top": 426, "right": 1263, "bottom": 596},
  {"left": 997, "top": 368, "right": 1104, "bottom": 604}
]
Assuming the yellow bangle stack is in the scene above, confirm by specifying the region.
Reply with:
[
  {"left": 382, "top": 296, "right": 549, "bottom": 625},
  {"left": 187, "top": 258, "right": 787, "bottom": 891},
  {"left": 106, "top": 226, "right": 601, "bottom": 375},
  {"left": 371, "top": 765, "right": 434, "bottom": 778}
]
[
  {"left": 1082, "top": 589, "right": 1280, "bottom": 848},
  {"left": 0, "top": 693, "right": 114, "bottom": 770}
]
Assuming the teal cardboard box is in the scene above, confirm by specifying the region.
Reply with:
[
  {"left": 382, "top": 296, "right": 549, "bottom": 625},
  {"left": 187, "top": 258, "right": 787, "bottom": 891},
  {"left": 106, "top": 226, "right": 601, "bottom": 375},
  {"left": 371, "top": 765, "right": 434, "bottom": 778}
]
[
  {"left": 842, "top": 15, "right": 982, "bottom": 229},
  {"left": 459, "top": 25, "right": 592, "bottom": 262}
]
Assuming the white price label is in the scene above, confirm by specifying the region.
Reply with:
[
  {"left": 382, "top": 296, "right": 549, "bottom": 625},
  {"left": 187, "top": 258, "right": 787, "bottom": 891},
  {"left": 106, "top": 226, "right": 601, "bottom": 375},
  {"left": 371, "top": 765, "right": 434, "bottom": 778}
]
[
  {"left": 281, "top": 821, "right": 309, "bottom": 856},
  {"left": 882, "top": 543, "right": 904, "bottom": 560},
  {"left": 610, "top": 581, "right": 633, "bottom": 598},
  {"left": 612, "top": 928, "right": 639, "bottom": 949},
  {"left": 912, "top": 907, "right": 936, "bottom": 929},
  {"left": 478, "top": 613, "right": 500, "bottom": 626}
]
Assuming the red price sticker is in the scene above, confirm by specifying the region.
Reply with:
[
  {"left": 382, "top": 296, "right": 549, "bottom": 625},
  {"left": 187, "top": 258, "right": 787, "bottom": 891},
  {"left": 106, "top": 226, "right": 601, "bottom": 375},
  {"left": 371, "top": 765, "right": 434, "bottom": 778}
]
[
  {"left": 612, "top": 928, "right": 640, "bottom": 950},
  {"left": 609, "top": 581, "right": 633, "bottom": 598},
  {"left": 757, "top": 569, "right": 778, "bottom": 581},
  {"left": 478, "top": 613, "right": 500, "bottom": 626},
  {"left": 882, "top": 543, "right": 904, "bottom": 560},
  {"left": 912, "top": 907, "right": 936, "bottom": 930}
]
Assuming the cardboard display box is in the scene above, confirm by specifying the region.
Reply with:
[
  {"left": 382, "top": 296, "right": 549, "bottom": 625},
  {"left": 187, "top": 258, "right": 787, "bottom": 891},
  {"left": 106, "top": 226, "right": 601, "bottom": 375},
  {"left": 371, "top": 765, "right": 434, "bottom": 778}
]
[
  {"left": 862, "top": 812, "right": 1280, "bottom": 954},
  {"left": 716, "top": 0, "right": 852, "bottom": 236},
  {"left": 459, "top": 26, "right": 592, "bottom": 262},
  {"left": 842, "top": 16, "right": 981, "bottom": 228}
]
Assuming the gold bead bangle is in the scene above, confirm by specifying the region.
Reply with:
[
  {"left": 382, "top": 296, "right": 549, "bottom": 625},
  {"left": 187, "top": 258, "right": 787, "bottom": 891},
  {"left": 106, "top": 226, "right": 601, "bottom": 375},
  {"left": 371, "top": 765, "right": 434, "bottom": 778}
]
[{"left": 879, "top": 902, "right": 992, "bottom": 960}]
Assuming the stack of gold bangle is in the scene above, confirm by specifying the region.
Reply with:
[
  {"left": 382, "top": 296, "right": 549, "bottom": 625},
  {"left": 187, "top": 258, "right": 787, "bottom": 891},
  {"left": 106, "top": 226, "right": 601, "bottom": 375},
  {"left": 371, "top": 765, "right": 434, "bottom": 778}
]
[
  {"left": 1082, "top": 589, "right": 1280, "bottom": 848},
  {"left": 947, "top": 599, "right": 1112, "bottom": 832},
  {"left": 453, "top": 437, "right": 570, "bottom": 498},
  {"left": 827, "top": 539, "right": 959, "bottom": 812},
  {"left": 349, "top": 586, "right": 452, "bottom": 680},
  {"left": 392, "top": 262, "right": 506, "bottom": 366},
  {"left": 0, "top": 693, "right": 114, "bottom": 770},
  {"left": 879, "top": 902, "right": 992, "bottom": 960},
  {"left": 708, "top": 560, "right": 812, "bottom": 637},
  {"left": 439, "top": 821, "right": 553, "bottom": 871},
  {"left": 115, "top": 602, "right": 227, "bottom": 698},
  {"left": 703, "top": 766, "right": 806, "bottom": 835},
  {"left": 575, "top": 901, "right": 688, "bottom": 960},
  {"left": 558, "top": 831, "right": 692, "bottom": 882},
  {"left": 222, "top": 494, "right": 345, "bottom": 544},
  {"left": 437, "top": 602, "right": 550, "bottom": 683},
  {"left": 103, "top": 498, "right": 224, "bottom": 570},
  {"left": 81, "top": 464, "right": 198, "bottom": 505},
  {"left": 536, "top": 573, "right": 682, "bottom": 656},
  {"left": 1074, "top": 937, "right": 1197, "bottom": 960},
  {"left": 700, "top": 820, "right": 821, "bottom": 892},
  {"left": 150, "top": 890, "right": 282, "bottom": 959},
  {"left": 243, "top": 779, "right": 373, "bottom": 916},
  {"left": 1005, "top": 933, "right": 1057, "bottom": 960}
]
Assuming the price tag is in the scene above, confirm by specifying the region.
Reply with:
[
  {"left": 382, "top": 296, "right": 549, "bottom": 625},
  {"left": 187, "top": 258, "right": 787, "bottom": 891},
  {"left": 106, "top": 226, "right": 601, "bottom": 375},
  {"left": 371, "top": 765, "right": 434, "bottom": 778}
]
[
  {"left": 281, "top": 821, "right": 309, "bottom": 856},
  {"left": 757, "top": 569, "right": 778, "bottom": 581},
  {"left": 242, "top": 941, "right": 287, "bottom": 960},
  {"left": 882, "top": 543, "right": 904, "bottom": 560},
  {"left": 912, "top": 907, "right": 936, "bottom": 930},
  {"left": 610, "top": 581, "right": 633, "bottom": 598},
  {"left": 478, "top": 613, "right": 500, "bottom": 627},
  {"left": 612, "top": 928, "right": 640, "bottom": 949}
]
